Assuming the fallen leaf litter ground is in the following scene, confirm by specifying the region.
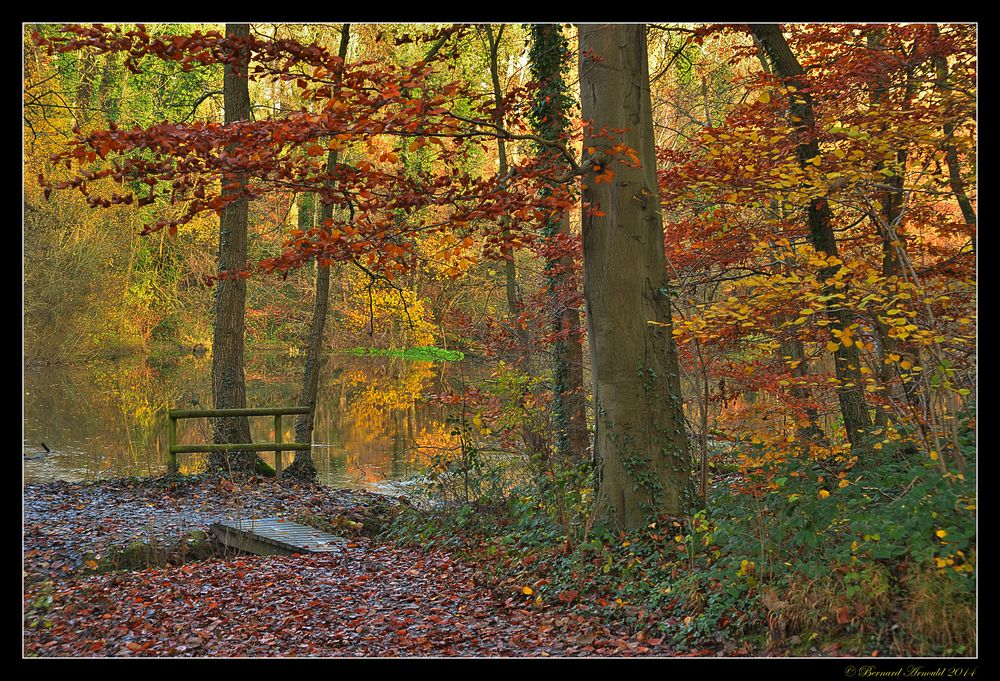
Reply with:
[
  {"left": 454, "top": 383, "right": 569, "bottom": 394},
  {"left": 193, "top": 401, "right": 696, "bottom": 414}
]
[{"left": 23, "top": 476, "right": 659, "bottom": 657}]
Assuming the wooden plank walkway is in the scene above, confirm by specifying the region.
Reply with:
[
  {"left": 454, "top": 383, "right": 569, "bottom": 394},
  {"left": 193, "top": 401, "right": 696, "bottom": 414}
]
[{"left": 210, "top": 517, "right": 346, "bottom": 556}]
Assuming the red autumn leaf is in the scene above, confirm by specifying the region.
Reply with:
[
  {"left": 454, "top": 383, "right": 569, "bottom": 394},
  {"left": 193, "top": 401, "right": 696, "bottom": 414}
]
[{"left": 557, "top": 589, "right": 579, "bottom": 603}]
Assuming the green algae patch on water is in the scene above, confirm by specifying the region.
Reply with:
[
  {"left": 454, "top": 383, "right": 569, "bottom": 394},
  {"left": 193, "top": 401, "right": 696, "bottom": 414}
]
[{"left": 345, "top": 346, "right": 465, "bottom": 362}]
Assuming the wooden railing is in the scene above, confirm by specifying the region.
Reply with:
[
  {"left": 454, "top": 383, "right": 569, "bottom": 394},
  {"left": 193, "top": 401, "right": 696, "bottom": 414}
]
[{"left": 167, "top": 406, "right": 312, "bottom": 475}]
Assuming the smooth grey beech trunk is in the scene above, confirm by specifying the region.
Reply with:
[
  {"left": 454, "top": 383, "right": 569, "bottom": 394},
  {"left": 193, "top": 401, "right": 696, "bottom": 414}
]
[{"left": 578, "top": 24, "right": 691, "bottom": 528}]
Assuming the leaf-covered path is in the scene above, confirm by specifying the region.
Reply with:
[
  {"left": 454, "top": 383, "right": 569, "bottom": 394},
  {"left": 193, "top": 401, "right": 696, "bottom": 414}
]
[
  {"left": 27, "top": 544, "right": 658, "bottom": 657},
  {"left": 23, "top": 477, "right": 660, "bottom": 657},
  {"left": 23, "top": 476, "right": 393, "bottom": 584}
]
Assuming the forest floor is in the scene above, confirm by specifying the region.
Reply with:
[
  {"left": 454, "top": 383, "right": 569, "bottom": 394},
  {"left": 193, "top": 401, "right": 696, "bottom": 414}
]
[{"left": 23, "top": 475, "right": 661, "bottom": 657}]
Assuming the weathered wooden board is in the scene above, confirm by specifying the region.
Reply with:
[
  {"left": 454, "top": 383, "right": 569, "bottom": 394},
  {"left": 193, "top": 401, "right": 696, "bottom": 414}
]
[{"left": 211, "top": 517, "right": 346, "bottom": 556}]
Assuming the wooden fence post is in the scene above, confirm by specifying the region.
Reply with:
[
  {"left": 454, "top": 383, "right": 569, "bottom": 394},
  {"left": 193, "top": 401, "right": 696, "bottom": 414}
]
[
  {"left": 168, "top": 414, "right": 178, "bottom": 475},
  {"left": 274, "top": 413, "right": 283, "bottom": 476}
]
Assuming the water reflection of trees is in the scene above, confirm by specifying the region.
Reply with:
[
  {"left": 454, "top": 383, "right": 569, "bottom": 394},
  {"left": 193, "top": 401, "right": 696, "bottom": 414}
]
[
  {"left": 23, "top": 356, "right": 212, "bottom": 482},
  {"left": 310, "top": 356, "right": 460, "bottom": 486},
  {"left": 24, "top": 353, "right": 467, "bottom": 488}
]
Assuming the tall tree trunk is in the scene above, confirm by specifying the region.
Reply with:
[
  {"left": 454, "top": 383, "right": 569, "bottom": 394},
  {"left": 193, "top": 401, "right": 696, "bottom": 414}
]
[
  {"left": 772, "top": 209, "right": 827, "bottom": 446},
  {"left": 579, "top": 24, "right": 692, "bottom": 529},
  {"left": 299, "top": 192, "right": 317, "bottom": 279},
  {"left": 285, "top": 202, "right": 331, "bottom": 480},
  {"left": 74, "top": 51, "right": 97, "bottom": 126},
  {"left": 286, "top": 24, "right": 351, "bottom": 481},
  {"left": 751, "top": 24, "right": 874, "bottom": 456},
  {"left": 930, "top": 25, "right": 976, "bottom": 255},
  {"left": 752, "top": 38, "right": 827, "bottom": 447},
  {"left": 529, "top": 23, "right": 588, "bottom": 460},
  {"left": 866, "top": 29, "right": 920, "bottom": 427},
  {"left": 778, "top": 315, "right": 828, "bottom": 445},
  {"left": 210, "top": 23, "right": 256, "bottom": 473},
  {"left": 484, "top": 25, "right": 522, "bottom": 322}
]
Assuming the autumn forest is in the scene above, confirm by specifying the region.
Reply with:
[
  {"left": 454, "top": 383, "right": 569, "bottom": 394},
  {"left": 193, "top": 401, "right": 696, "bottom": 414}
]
[{"left": 23, "top": 22, "right": 976, "bottom": 660}]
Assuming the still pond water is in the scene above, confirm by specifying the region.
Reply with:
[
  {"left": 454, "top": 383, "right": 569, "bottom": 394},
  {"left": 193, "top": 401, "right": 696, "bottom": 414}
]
[{"left": 23, "top": 352, "right": 478, "bottom": 492}]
